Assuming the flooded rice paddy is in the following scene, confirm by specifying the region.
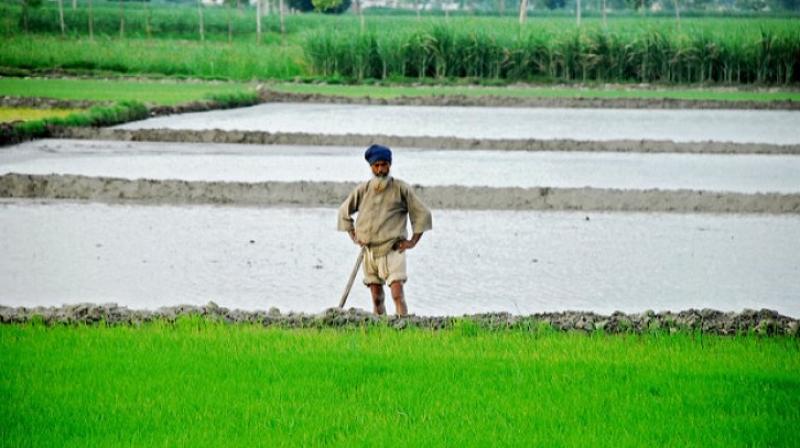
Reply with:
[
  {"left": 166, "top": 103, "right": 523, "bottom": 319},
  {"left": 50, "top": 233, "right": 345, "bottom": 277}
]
[
  {"left": 3, "top": 139, "right": 800, "bottom": 193},
  {"left": 1, "top": 200, "right": 798, "bottom": 316},
  {"left": 3, "top": 103, "right": 799, "bottom": 316},
  {"left": 115, "top": 103, "right": 800, "bottom": 145}
]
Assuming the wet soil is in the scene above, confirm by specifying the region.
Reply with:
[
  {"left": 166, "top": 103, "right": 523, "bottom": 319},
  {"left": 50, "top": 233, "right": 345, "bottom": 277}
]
[
  {"left": 2, "top": 173, "right": 798, "bottom": 214},
  {"left": 54, "top": 127, "right": 800, "bottom": 155}
]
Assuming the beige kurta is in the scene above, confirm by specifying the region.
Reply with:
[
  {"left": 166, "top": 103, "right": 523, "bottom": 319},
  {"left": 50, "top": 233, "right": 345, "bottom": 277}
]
[{"left": 337, "top": 177, "right": 433, "bottom": 256}]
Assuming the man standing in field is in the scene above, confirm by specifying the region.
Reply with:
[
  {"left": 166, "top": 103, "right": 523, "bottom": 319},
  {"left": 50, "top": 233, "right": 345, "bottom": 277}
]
[{"left": 338, "top": 144, "right": 433, "bottom": 316}]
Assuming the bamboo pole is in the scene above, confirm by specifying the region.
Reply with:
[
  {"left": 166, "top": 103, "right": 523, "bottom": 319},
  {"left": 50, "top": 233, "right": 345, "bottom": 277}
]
[
  {"left": 256, "top": 0, "right": 262, "bottom": 44},
  {"left": 338, "top": 248, "right": 365, "bottom": 309},
  {"left": 118, "top": 0, "right": 124, "bottom": 39},
  {"left": 88, "top": 0, "right": 94, "bottom": 40},
  {"left": 57, "top": 0, "right": 65, "bottom": 37},
  {"left": 279, "top": 0, "right": 285, "bottom": 37},
  {"left": 602, "top": 0, "right": 607, "bottom": 28},
  {"left": 198, "top": 0, "right": 205, "bottom": 42},
  {"left": 145, "top": 1, "right": 152, "bottom": 39}
]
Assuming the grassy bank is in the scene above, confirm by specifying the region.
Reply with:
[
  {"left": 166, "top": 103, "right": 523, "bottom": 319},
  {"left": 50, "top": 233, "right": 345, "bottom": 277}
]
[
  {"left": 270, "top": 82, "right": 800, "bottom": 102},
  {"left": 6, "top": 77, "right": 800, "bottom": 106},
  {"left": 1, "top": 100, "right": 147, "bottom": 145},
  {"left": 1, "top": 318, "right": 798, "bottom": 446},
  {"left": 6, "top": 77, "right": 800, "bottom": 108},
  {"left": 0, "top": 77, "right": 256, "bottom": 106}
]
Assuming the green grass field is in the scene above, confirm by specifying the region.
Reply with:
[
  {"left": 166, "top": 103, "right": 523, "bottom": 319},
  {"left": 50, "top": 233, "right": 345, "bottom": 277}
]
[
  {"left": 0, "top": 77, "right": 256, "bottom": 106},
  {"left": 3, "top": 77, "right": 799, "bottom": 108},
  {"left": 1, "top": 318, "right": 799, "bottom": 446},
  {"left": 0, "top": 36, "right": 304, "bottom": 81}
]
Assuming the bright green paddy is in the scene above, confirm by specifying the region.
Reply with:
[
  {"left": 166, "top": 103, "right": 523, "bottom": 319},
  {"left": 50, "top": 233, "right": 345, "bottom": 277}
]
[
  {"left": 1, "top": 319, "right": 798, "bottom": 446},
  {"left": 0, "top": 77, "right": 256, "bottom": 106}
]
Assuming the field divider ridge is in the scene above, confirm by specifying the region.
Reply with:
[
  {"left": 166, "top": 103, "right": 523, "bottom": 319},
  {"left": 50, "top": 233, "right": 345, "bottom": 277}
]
[
  {"left": 259, "top": 90, "right": 800, "bottom": 111},
  {"left": 2, "top": 173, "right": 798, "bottom": 214},
  {"left": 55, "top": 127, "right": 800, "bottom": 155}
]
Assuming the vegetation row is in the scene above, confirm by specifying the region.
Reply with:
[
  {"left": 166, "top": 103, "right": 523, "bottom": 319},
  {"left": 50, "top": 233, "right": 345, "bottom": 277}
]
[
  {"left": 2, "top": 2, "right": 799, "bottom": 84},
  {"left": 306, "top": 25, "right": 800, "bottom": 84},
  {"left": 0, "top": 92, "right": 258, "bottom": 145}
]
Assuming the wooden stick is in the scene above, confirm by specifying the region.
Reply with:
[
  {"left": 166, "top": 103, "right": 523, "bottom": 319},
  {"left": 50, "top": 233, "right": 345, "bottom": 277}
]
[{"left": 338, "top": 247, "right": 365, "bottom": 309}]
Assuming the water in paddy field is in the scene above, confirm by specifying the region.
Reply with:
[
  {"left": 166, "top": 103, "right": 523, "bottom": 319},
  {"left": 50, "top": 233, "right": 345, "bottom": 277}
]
[
  {"left": 1, "top": 200, "right": 798, "bottom": 317},
  {"left": 114, "top": 103, "right": 800, "bottom": 145},
  {"left": 3, "top": 140, "right": 800, "bottom": 193}
]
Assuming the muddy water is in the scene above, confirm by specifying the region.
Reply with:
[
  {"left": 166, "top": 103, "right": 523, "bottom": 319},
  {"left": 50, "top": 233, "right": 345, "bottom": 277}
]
[
  {"left": 3, "top": 140, "right": 800, "bottom": 193},
  {"left": 2, "top": 200, "right": 798, "bottom": 316},
  {"left": 114, "top": 103, "right": 800, "bottom": 145}
]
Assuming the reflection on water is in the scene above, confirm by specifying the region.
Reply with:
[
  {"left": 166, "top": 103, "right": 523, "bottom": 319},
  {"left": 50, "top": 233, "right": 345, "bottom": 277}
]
[
  {"left": 2, "top": 200, "right": 798, "bottom": 316},
  {"left": 3, "top": 140, "right": 800, "bottom": 193},
  {"left": 115, "top": 103, "right": 800, "bottom": 144}
]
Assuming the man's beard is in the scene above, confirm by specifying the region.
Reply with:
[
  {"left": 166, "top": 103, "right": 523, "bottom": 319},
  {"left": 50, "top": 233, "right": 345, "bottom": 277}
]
[{"left": 371, "top": 174, "right": 390, "bottom": 192}]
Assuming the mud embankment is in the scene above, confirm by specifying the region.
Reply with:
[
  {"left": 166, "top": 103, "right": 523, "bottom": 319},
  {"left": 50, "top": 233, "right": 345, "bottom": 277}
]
[
  {"left": 259, "top": 89, "right": 800, "bottom": 111},
  {"left": 55, "top": 127, "right": 800, "bottom": 155},
  {"left": 2, "top": 173, "right": 799, "bottom": 214},
  {"left": 1, "top": 302, "right": 797, "bottom": 336}
]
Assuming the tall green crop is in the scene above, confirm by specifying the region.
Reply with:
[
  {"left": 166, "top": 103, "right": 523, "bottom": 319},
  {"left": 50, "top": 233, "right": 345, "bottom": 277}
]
[{"left": 303, "top": 20, "right": 800, "bottom": 84}]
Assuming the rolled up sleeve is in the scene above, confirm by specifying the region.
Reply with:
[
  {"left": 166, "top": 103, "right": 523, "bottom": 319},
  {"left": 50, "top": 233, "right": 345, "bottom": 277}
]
[
  {"left": 337, "top": 186, "right": 361, "bottom": 232},
  {"left": 405, "top": 185, "right": 433, "bottom": 234}
]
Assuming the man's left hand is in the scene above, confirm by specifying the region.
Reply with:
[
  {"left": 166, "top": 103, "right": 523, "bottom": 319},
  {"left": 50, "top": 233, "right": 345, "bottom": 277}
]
[{"left": 395, "top": 240, "right": 416, "bottom": 253}]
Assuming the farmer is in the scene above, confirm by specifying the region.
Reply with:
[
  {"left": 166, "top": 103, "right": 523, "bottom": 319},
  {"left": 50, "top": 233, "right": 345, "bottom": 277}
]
[{"left": 337, "top": 144, "right": 433, "bottom": 316}]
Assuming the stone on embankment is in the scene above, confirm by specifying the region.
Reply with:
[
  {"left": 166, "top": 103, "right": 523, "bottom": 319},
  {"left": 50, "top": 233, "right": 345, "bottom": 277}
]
[{"left": 1, "top": 303, "right": 796, "bottom": 336}]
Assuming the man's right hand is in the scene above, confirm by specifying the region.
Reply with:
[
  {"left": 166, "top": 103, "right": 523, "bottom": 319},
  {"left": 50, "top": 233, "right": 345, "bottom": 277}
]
[{"left": 349, "top": 231, "right": 364, "bottom": 246}]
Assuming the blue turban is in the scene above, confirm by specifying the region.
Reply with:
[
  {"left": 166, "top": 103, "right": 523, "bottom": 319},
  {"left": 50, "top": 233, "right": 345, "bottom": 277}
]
[{"left": 364, "top": 144, "right": 392, "bottom": 165}]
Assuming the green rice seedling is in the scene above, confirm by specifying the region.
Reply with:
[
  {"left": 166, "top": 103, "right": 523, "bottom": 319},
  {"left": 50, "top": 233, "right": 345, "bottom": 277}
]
[
  {"left": 451, "top": 317, "right": 481, "bottom": 336},
  {"left": 3, "top": 322, "right": 798, "bottom": 446},
  {"left": 206, "top": 91, "right": 260, "bottom": 108},
  {"left": 2, "top": 100, "right": 147, "bottom": 145}
]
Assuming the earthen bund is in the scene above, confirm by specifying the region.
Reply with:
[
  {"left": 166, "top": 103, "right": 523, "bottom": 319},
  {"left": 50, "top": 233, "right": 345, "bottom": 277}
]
[
  {"left": 54, "top": 128, "right": 800, "bottom": 155},
  {"left": 2, "top": 173, "right": 799, "bottom": 214}
]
